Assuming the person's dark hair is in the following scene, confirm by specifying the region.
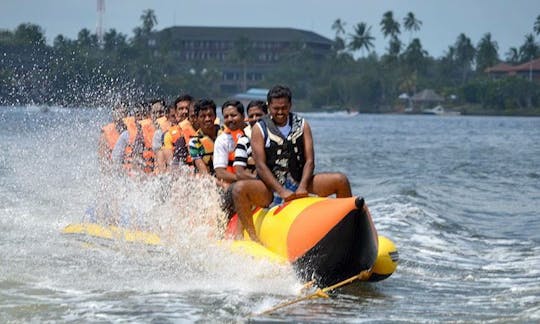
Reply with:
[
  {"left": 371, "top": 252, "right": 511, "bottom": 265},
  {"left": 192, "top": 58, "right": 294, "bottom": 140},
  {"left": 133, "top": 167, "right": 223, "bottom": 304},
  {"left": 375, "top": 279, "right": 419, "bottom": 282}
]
[
  {"left": 247, "top": 100, "right": 268, "bottom": 114},
  {"left": 221, "top": 100, "right": 245, "bottom": 116},
  {"left": 174, "top": 94, "right": 194, "bottom": 107},
  {"left": 194, "top": 98, "right": 217, "bottom": 116},
  {"left": 267, "top": 85, "right": 292, "bottom": 104},
  {"left": 150, "top": 98, "right": 166, "bottom": 107},
  {"left": 165, "top": 103, "right": 176, "bottom": 115},
  {"left": 133, "top": 101, "right": 147, "bottom": 116}
]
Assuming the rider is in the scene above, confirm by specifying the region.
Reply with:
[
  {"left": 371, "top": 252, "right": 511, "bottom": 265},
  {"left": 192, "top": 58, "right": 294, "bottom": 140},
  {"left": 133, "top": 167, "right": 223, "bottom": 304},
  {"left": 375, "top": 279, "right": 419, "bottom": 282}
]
[
  {"left": 188, "top": 99, "right": 222, "bottom": 175},
  {"left": 233, "top": 100, "right": 267, "bottom": 180},
  {"left": 213, "top": 100, "right": 247, "bottom": 185},
  {"left": 232, "top": 85, "right": 353, "bottom": 241}
]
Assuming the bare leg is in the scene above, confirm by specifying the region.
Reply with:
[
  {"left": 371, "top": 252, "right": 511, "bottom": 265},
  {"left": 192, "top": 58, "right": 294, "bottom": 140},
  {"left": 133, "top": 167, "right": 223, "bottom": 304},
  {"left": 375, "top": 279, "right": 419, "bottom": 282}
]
[
  {"left": 308, "top": 172, "right": 352, "bottom": 198},
  {"left": 232, "top": 179, "right": 273, "bottom": 241}
]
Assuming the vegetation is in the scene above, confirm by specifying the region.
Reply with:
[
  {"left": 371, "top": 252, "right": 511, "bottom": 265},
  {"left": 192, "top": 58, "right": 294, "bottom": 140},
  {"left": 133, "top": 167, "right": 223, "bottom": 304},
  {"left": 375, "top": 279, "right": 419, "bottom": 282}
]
[{"left": 1, "top": 10, "right": 540, "bottom": 115}]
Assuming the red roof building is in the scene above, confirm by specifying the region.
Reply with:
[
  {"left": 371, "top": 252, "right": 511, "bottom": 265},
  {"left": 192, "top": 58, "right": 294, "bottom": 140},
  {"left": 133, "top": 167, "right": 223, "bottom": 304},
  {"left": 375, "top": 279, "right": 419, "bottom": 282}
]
[{"left": 485, "top": 58, "right": 540, "bottom": 81}]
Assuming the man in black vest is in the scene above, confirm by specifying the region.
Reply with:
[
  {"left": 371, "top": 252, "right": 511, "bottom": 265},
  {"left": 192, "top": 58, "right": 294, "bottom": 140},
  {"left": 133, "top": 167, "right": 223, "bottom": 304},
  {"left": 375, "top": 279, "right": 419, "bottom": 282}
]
[{"left": 232, "top": 85, "right": 352, "bottom": 241}]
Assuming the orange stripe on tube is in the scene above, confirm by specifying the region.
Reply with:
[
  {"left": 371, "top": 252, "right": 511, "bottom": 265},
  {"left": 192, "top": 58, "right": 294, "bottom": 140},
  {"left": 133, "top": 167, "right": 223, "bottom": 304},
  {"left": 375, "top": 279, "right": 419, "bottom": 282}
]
[{"left": 286, "top": 197, "right": 358, "bottom": 262}]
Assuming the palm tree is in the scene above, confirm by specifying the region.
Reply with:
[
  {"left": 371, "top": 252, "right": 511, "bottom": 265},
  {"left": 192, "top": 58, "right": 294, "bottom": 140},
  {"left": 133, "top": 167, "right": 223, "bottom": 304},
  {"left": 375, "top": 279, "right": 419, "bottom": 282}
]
[
  {"left": 534, "top": 14, "right": 540, "bottom": 35},
  {"left": 403, "top": 12, "right": 422, "bottom": 42},
  {"left": 402, "top": 38, "right": 427, "bottom": 73},
  {"left": 519, "top": 33, "right": 539, "bottom": 62},
  {"left": 331, "top": 19, "right": 347, "bottom": 37},
  {"left": 506, "top": 47, "right": 520, "bottom": 64},
  {"left": 380, "top": 11, "right": 400, "bottom": 39},
  {"left": 331, "top": 18, "right": 347, "bottom": 55},
  {"left": 454, "top": 33, "right": 476, "bottom": 83},
  {"left": 348, "top": 22, "right": 375, "bottom": 56},
  {"left": 132, "top": 9, "right": 158, "bottom": 45},
  {"left": 476, "top": 33, "right": 499, "bottom": 72},
  {"left": 380, "top": 11, "right": 401, "bottom": 57},
  {"left": 140, "top": 9, "right": 158, "bottom": 35}
]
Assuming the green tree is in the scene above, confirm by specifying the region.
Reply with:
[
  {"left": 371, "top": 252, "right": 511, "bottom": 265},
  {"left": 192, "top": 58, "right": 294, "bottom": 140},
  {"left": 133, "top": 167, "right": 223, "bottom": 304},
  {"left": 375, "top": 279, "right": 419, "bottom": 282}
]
[
  {"left": 103, "top": 29, "right": 128, "bottom": 52},
  {"left": 403, "top": 12, "right": 422, "bottom": 42},
  {"left": 506, "top": 47, "right": 520, "bottom": 63},
  {"left": 331, "top": 18, "right": 347, "bottom": 55},
  {"left": 77, "top": 28, "right": 98, "bottom": 49},
  {"left": 331, "top": 18, "right": 347, "bottom": 37},
  {"left": 454, "top": 33, "right": 476, "bottom": 84},
  {"left": 14, "top": 23, "right": 46, "bottom": 47},
  {"left": 348, "top": 22, "right": 375, "bottom": 56},
  {"left": 534, "top": 14, "right": 540, "bottom": 35},
  {"left": 402, "top": 38, "right": 427, "bottom": 72},
  {"left": 519, "top": 33, "right": 539, "bottom": 62},
  {"left": 476, "top": 33, "right": 499, "bottom": 73},
  {"left": 380, "top": 11, "right": 401, "bottom": 39}
]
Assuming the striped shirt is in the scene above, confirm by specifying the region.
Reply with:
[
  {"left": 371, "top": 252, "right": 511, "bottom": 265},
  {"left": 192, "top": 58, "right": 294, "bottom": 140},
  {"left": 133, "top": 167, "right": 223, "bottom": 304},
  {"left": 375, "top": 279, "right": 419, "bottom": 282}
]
[{"left": 233, "top": 135, "right": 251, "bottom": 168}]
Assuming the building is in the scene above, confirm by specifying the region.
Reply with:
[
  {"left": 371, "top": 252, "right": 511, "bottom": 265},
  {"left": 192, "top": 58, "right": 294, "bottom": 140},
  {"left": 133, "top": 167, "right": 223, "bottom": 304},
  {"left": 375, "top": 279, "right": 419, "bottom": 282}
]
[
  {"left": 151, "top": 26, "right": 333, "bottom": 93},
  {"left": 485, "top": 58, "right": 540, "bottom": 81}
]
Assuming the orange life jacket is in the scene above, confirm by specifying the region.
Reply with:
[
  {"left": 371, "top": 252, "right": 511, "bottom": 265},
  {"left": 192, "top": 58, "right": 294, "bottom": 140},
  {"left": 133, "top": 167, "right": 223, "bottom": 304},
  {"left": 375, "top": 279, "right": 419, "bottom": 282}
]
[
  {"left": 156, "top": 116, "right": 170, "bottom": 133},
  {"left": 179, "top": 119, "right": 197, "bottom": 164},
  {"left": 122, "top": 116, "right": 138, "bottom": 171},
  {"left": 138, "top": 118, "right": 156, "bottom": 173},
  {"left": 101, "top": 122, "right": 120, "bottom": 161},
  {"left": 223, "top": 128, "right": 244, "bottom": 174}
]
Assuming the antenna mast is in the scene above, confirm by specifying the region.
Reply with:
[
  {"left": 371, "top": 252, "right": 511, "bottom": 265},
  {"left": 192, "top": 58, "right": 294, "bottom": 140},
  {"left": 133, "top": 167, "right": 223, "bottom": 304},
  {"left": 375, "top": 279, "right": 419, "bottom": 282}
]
[{"left": 96, "top": 0, "right": 105, "bottom": 45}]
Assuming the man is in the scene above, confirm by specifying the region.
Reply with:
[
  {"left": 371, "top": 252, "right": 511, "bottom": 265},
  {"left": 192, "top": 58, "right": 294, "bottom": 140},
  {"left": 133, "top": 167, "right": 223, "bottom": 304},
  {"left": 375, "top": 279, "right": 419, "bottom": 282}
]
[
  {"left": 213, "top": 100, "right": 247, "bottom": 185},
  {"left": 188, "top": 99, "right": 222, "bottom": 175},
  {"left": 232, "top": 100, "right": 267, "bottom": 181},
  {"left": 232, "top": 85, "right": 352, "bottom": 241},
  {"left": 111, "top": 103, "right": 138, "bottom": 173},
  {"left": 162, "top": 95, "right": 195, "bottom": 170},
  {"left": 98, "top": 102, "right": 128, "bottom": 173}
]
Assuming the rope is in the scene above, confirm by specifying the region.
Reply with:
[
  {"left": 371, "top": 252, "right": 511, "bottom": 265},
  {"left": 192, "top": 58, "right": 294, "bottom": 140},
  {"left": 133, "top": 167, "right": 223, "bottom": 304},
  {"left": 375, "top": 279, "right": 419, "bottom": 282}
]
[{"left": 253, "top": 269, "right": 371, "bottom": 317}]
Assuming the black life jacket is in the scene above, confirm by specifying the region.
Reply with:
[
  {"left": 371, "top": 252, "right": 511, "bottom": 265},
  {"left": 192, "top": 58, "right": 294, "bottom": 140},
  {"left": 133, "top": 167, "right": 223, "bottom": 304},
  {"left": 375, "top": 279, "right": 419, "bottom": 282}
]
[{"left": 258, "top": 113, "right": 305, "bottom": 185}]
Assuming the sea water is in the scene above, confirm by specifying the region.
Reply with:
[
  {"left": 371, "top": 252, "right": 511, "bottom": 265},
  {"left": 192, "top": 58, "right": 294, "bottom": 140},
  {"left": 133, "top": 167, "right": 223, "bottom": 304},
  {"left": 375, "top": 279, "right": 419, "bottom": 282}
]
[{"left": 0, "top": 106, "right": 539, "bottom": 322}]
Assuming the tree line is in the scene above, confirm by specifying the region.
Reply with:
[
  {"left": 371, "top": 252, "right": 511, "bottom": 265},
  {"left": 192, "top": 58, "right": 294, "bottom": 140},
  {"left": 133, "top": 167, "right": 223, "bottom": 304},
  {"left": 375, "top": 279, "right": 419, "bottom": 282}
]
[{"left": 1, "top": 9, "right": 539, "bottom": 115}]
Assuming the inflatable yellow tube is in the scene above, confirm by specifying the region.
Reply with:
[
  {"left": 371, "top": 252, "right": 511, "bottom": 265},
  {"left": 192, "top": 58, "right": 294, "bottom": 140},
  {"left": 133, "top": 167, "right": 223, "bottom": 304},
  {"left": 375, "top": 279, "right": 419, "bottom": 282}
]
[{"left": 62, "top": 196, "right": 398, "bottom": 285}]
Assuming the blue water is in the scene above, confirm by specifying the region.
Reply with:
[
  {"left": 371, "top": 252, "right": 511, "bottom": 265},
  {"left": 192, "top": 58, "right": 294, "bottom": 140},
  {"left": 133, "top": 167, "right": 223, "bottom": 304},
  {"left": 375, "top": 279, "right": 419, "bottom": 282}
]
[{"left": 1, "top": 106, "right": 539, "bottom": 322}]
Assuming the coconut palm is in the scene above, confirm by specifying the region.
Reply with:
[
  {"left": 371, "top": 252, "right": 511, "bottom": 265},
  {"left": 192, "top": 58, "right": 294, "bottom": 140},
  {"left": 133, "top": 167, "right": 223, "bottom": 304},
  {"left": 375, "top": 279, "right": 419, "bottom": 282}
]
[
  {"left": 506, "top": 47, "right": 520, "bottom": 63},
  {"left": 402, "top": 38, "right": 427, "bottom": 72},
  {"left": 380, "top": 11, "right": 401, "bottom": 39},
  {"left": 519, "top": 33, "right": 539, "bottom": 62},
  {"left": 331, "top": 18, "right": 347, "bottom": 37},
  {"left": 476, "top": 33, "right": 499, "bottom": 72},
  {"left": 140, "top": 9, "right": 158, "bottom": 35},
  {"left": 403, "top": 12, "right": 422, "bottom": 42},
  {"left": 332, "top": 19, "right": 347, "bottom": 55},
  {"left": 133, "top": 9, "right": 157, "bottom": 43},
  {"left": 348, "top": 22, "right": 375, "bottom": 56},
  {"left": 534, "top": 14, "right": 540, "bottom": 35},
  {"left": 454, "top": 33, "right": 476, "bottom": 83}
]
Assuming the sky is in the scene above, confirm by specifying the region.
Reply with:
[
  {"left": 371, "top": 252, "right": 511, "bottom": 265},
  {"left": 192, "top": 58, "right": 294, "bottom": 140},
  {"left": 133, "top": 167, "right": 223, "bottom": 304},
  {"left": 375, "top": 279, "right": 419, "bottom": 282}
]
[{"left": 1, "top": 0, "right": 538, "bottom": 59}]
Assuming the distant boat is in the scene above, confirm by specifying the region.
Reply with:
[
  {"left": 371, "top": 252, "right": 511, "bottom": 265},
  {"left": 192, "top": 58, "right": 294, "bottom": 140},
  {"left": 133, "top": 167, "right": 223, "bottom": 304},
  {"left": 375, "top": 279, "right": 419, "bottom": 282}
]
[
  {"left": 232, "top": 88, "right": 268, "bottom": 106},
  {"left": 422, "top": 105, "right": 460, "bottom": 116}
]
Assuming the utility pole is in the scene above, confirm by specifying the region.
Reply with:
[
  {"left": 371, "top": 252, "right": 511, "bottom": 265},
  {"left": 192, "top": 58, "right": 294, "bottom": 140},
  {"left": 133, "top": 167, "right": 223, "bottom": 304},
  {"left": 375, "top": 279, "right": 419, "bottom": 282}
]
[{"left": 96, "top": 0, "right": 105, "bottom": 46}]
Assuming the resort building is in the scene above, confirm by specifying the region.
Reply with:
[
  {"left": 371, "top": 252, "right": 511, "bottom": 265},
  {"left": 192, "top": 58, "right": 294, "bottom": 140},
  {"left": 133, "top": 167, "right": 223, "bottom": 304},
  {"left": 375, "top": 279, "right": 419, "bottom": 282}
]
[
  {"left": 485, "top": 57, "right": 540, "bottom": 82},
  {"left": 151, "top": 26, "right": 333, "bottom": 93}
]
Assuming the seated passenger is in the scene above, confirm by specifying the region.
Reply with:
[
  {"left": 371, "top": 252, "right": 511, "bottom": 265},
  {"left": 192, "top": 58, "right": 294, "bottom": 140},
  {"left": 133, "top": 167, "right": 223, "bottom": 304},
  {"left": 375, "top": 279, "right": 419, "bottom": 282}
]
[
  {"left": 188, "top": 99, "right": 222, "bottom": 175},
  {"left": 232, "top": 85, "right": 354, "bottom": 241},
  {"left": 234, "top": 100, "right": 268, "bottom": 180},
  {"left": 213, "top": 100, "right": 247, "bottom": 185}
]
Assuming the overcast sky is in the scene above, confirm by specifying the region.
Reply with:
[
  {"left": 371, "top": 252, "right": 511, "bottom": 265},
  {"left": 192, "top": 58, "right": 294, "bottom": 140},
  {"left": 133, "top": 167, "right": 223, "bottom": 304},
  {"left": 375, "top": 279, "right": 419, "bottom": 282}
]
[{"left": 1, "top": 0, "right": 538, "bottom": 58}]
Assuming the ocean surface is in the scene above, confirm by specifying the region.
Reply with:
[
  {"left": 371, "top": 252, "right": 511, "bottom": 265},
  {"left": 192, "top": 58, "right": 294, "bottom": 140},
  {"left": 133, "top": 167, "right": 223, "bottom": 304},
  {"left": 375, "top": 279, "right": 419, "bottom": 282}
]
[{"left": 0, "top": 106, "right": 539, "bottom": 323}]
